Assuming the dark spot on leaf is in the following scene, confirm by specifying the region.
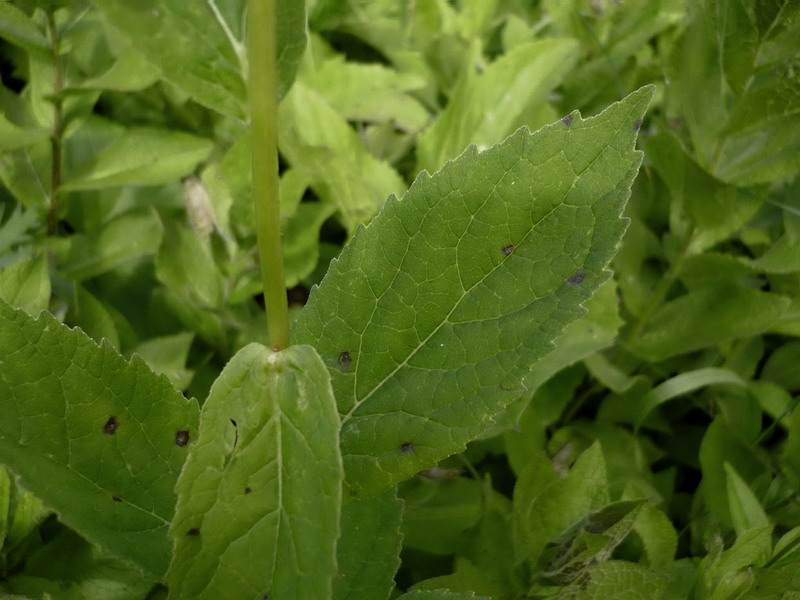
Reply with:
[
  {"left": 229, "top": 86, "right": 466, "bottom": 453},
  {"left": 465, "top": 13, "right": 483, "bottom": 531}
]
[
  {"left": 633, "top": 118, "right": 643, "bottom": 132},
  {"left": 112, "top": 495, "right": 122, "bottom": 502},
  {"left": 567, "top": 270, "right": 586, "bottom": 285},
  {"left": 561, "top": 114, "right": 574, "bottom": 127},
  {"left": 230, "top": 418, "right": 238, "bottom": 427},
  {"left": 245, "top": 487, "right": 252, "bottom": 494},
  {"left": 175, "top": 430, "right": 190, "bottom": 447},
  {"left": 103, "top": 417, "right": 118, "bottom": 435},
  {"left": 399, "top": 442, "right": 415, "bottom": 454},
  {"left": 187, "top": 528, "right": 200, "bottom": 537},
  {"left": 502, "top": 244, "right": 515, "bottom": 256},
  {"left": 263, "top": 594, "right": 270, "bottom": 600},
  {"left": 337, "top": 351, "right": 352, "bottom": 370}
]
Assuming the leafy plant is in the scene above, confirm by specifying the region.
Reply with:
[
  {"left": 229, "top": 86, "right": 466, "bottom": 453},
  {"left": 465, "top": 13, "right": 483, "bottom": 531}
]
[{"left": 1, "top": 1, "right": 799, "bottom": 599}]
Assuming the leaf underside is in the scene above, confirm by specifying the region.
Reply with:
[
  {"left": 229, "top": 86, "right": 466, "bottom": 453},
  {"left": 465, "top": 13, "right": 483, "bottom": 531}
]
[
  {"left": 293, "top": 86, "right": 655, "bottom": 496},
  {"left": 167, "top": 343, "right": 343, "bottom": 600}
]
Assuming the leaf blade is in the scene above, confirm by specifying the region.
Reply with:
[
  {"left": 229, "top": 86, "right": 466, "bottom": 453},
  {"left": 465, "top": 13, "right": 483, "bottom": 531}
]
[
  {"left": 167, "top": 344, "right": 343, "bottom": 600},
  {"left": 294, "top": 86, "right": 655, "bottom": 495}
]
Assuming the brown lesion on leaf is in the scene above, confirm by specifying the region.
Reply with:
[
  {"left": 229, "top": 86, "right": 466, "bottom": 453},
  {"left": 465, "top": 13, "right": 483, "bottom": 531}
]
[
  {"left": 103, "top": 417, "right": 118, "bottom": 435},
  {"left": 245, "top": 487, "right": 253, "bottom": 494},
  {"left": 175, "top": 430, "right": 190, "bottom": 447},
  {"left": 112, "top": 495, "right": 122, "bottom": 502},
  {"left": 336, "top": 351, "right": 352, "bottom": 370},
  {"left": 187, "top": 527, "right": 200, "bottom": 537},
  {"left": 567, "top": 270, "right": 586, "bottom": 285},
  {"left": 502, "top": 244, "right": 515, "bottom": 256},
  {"left": 399, "top": 441, "right": 415, "bottom": 454},
  {"left": 633, "top": 118, "right": 643, "bottom": 132},
  {"left": 561, "top": 114, "right": 574, "bottom": 126}
]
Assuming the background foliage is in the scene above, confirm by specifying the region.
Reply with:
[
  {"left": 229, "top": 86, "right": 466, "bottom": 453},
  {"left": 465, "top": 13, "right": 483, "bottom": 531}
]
[{"left": 1, "top": 0, "right": 799, "bottom": 599}]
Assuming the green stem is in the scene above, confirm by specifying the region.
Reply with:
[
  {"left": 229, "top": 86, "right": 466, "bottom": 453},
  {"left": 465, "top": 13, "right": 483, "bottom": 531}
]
[
  {"left": 247, "top": 0, "right": 290, "bottom": 350},
  {"left": 46, "top": 11, "right": 64, "bottom": 237}
]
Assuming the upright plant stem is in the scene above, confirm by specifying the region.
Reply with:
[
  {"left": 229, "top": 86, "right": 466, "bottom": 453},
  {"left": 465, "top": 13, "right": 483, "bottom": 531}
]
[
  {"left": 247, "top": 0, "right": 290, "bottom": 350},
  {"left": 46, "top": 11, "right": 64, "bottom": 237}
]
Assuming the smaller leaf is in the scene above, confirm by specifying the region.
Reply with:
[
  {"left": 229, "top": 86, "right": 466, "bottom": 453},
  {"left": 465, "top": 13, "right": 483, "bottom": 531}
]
[
  {"left": 396, "top": 590, "right": 490, "bottom": 600},
  {"left": 60, "top": 208, "right": 163, "bottom": 282},
  {"left": 724, "top": 463, "right": 770, "bottom": 535},
  {"left": 0, "top": 255, "right": 50, "bottom": 314},
  {"left": 61, "top": 128, "right": 213, "bottom": 191},
  {"left": 633, "top": 368, "right": 747, "bottom": 430},
  {"left": 0, "top": 2, "right": 50, "bottom": 57},
  {"left": 168, "top": 344, "right": 343, "bottom": 600}
]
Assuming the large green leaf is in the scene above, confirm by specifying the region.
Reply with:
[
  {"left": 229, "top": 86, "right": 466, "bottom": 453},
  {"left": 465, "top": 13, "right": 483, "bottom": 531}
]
[
  {"left": 90, "top": 0, "right": 306, "bottom": 116},
  {"left": 0, "top": 300, "right": 200, "bottom": 577},
  {"left": 294, "top": 86, "right": 654, "bottom": 495},
  {"left": 167, "top": 344, "right": 343, "bottom": 600}
]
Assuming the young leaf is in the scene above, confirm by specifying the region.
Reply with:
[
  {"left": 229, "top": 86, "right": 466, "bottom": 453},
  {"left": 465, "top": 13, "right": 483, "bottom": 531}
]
[
  {"left": 294, "top": 86, "right": 655, "bottom": 495},
  {"left": 167, "top": 344, "right": 343, "bottom": 600},
  {"left": 724, "top": 463, "right": 770, "bottom": 535},
  {"left": 0, "top": 300, "right": 200, "bottom": 577},
  {"left": 333, "top": 489, "right": 403, "bottom": 600}
]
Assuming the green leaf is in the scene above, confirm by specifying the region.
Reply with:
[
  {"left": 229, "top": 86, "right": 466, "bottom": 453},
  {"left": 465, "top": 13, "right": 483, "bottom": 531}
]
[
  {"left": 540, "top": 499, "right": 646, "bottom": 585},
  {"left": 633, "top": 368, "right": 747, "bottom": 430},
  {"left": 167, "top": 344, "right": 343, "bottom": 600},
  {"left": 65, "top": 284, "right": 121, "bottom": 349},
  {"left": 400, "top": 477, "right": 483, "bottom": 555},
  {"left": 278, "top": 81, "right": 406, "bottom": 229},
  {"left": 91, "top": 0, "right": 305, "bottom": 116},
  {"left": 0, "top": 300, "right": 200, "bottom": 577},
  {"left": 0, "top": 2, "right": 50, "bottom": 58},
  {"left": 313, "top": 55, "right": 430, "bottom": 133},
  {"left": 762, "top": 340, "right": 800, "bottom": 392},
  {"left": 284, "top": 202, "right": 336, "bottom": 288},
  {"left": 293, "top": 86, "right": 654, "bottom": 495},
  {"left": 515, "top": 443, "right": 610, "bottom": 566},
  {"left": 416, "top": 38, "right": 579, "bottom": 173},
  {"left": 554, "top": 561, "right": 667, "bottom": 600},
  {"left": 131, "top": 333, "right": 195, "bottom": 391},
  {"left": 0, "top": 255, "right": 50, "bottom": 315},
  {"left": 395, "top": 590, "right": 490, "bottom": 600},
  {"left": 61, "top": 128, "right": 213, "bottom": 191},
  {"left": 333, "top": 489, "right": 403, "bottom": 600},
  {"left": 155, "top": 223, "right": 223, "bottom": 309},
  {"left": 60, "top": 208, "right": 163, "bottom": 282},
  {"left": 0, "top": 114, "right": 48, "bottom": 152},
  {"left": 724, "top": 462, "right": 770, "bottom": 535},
  {"left": 2, "top": 527, "right": 155, "bottom": 600},
  {"left": 630, "top": 285, "right": 791, "bottom": 361}
]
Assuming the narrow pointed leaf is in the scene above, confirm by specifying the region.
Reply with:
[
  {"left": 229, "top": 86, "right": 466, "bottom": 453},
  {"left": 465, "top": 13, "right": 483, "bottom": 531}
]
[
  {"left": 167, "top": 344, "right": 343, "bottom": 600},
  {"left": 294, "top": 86, "right": 655, "bottom": 495},
  {"left": 0, "top": 300, "right": 199, "bottom": 577}
]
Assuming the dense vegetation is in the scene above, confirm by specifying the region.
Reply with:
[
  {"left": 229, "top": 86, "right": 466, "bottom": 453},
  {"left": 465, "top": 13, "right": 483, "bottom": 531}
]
[{"left": 1, "top": 1, "right": 799, "bottom": 599}]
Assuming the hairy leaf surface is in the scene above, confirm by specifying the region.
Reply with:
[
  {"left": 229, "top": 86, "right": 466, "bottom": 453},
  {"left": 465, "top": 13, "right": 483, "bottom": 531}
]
[
  {"left": 294, "top": 87, "right": 654, "bottom": 495},
  {"left": 0, "top": 300, "right": 199, "bottom": 577}
]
